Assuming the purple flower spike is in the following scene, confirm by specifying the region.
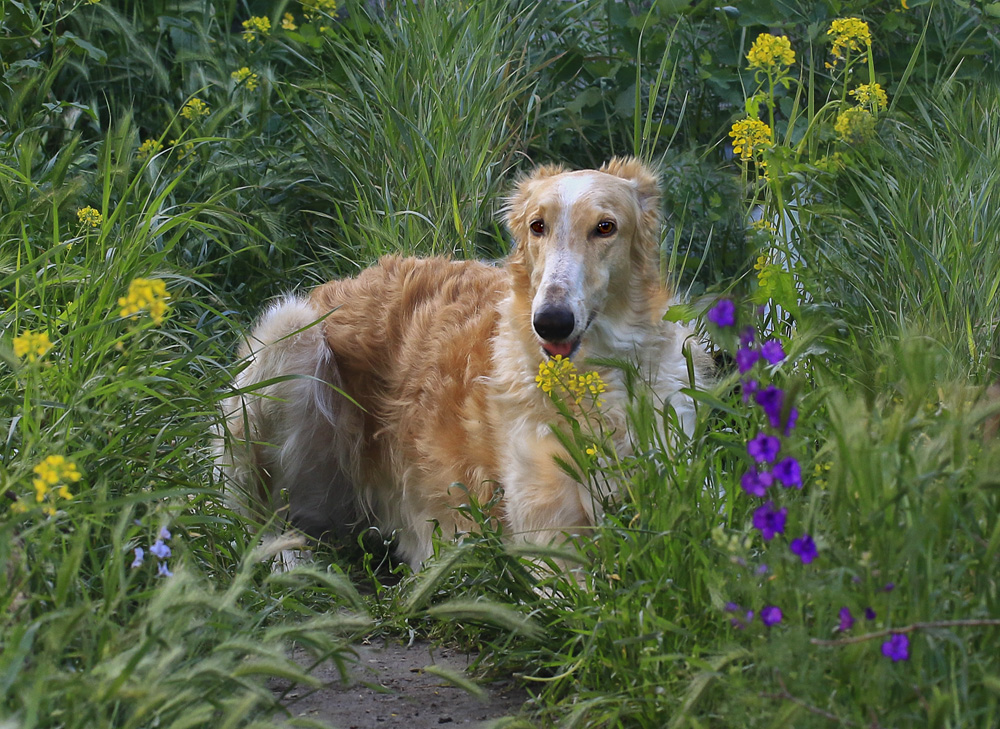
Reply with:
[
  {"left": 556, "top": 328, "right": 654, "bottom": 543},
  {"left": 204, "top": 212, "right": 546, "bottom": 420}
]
[
  {"left": 752, "top": 501, "right": 787, "bottom": 540},
  {"left": 761, "top": 605, "right": 783, "bottom": 626},
  {"left": 761, "top": 339, "right": 786, "bottom": 365},
  {"left": 740, "top": 467, "right": 774, "bottom": 497},
  {"left": 774, "top": 457, "right": 802, "bottom": 489},
  {"left": 742, "top": 379, "right": 760, "bottom": 403},
  {"left": 748, "top": 433, "right": 781, "bottom": 463},
  {"left": 881, "top": 633, "right": 909, "bottom": 662},
  {"left": 707, "top": 299, "right": 736, "bottom": 327},
  {"left": 736, "top": 347, "right": 761, "bottom": 374},
  {"left": 865, "top": 607, "right": 877, "bottom": 621},
  {"left": 838, "top": 607, "right": 855, "bottom": 632},
  {"left": 790, "top": 533, "right": 818, "bottom": 564}
]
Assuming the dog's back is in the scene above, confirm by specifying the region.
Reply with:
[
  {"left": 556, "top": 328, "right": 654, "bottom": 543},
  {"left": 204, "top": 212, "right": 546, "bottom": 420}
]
[{"left": 221, "top": 256, "right": 511, "bottom": 562}]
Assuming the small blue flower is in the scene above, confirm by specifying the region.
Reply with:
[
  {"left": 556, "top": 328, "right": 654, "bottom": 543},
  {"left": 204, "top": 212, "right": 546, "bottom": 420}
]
[
  {"left": 761, "top": 339, "right": 786, "bottom": 364},
  {"left": 736, "top": 347, "right": 761, "bottom": 374},
  {"left": 741, "top": 467, "right": 773, "bottom": 497},
  {"left": 752, "top": 501, "right": 787, "bottom": 540},
  {"left": 150, "top": 539, "right": 171, "bottom": 560},
  {"left": 881, "top": 633, "right": 909, "bottom": 662},
  {"left": 158, "top": 526, "right": 172, "bottom": 541},
  {"left": 838, "top": 606, "right": 855, "bottom": 632},
  {"left": 773, "top": 457, "right": 802, "bottom": 488},
  {"left": 790, "top": 533, "right": 818, "bottom": 564},
  {"left": 747, "top": 433, "right": 781, "bottom": 463},
  {"left": 865, "top": 607, "right": 877, "bottom": 621},
  {"left": 707, "top": 299, "right": 736, "bottom": 327},
  {"left": 130, "top": 547, "right": 144, "bottom": 569},
  {"left": 761, "top": 605, "right": 783, "bottom": 626},
  {"left": 157, "top": 562, "right": 174, "bottom": 578}
]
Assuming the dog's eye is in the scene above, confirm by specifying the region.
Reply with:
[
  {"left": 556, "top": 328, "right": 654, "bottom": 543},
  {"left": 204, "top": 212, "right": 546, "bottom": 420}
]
[
  {"left": 595, "top": 220, "right": 617, "bottom": 237},
  {"left": 529, "top": 219, "right": 545, "bottom": 236}
]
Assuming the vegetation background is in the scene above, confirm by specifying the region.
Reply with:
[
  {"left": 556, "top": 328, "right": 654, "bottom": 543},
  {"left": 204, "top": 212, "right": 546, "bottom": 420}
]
[{"left": 2, "top": 0, "right": 1000, "bottom": 726}]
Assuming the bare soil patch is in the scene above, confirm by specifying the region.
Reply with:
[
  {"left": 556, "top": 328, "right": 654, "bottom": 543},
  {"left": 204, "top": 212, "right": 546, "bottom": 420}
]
[{"left": 275, "top": 639, "right": 529, "bottom": 728}]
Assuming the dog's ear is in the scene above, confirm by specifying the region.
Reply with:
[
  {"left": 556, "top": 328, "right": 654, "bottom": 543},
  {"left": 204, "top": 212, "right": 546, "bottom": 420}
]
[
  {"left": 600, "top": 157, "right": 661, "bottom": 215},
  {"left": 503, "top": 163, "right": 567, "bottom": 235}
]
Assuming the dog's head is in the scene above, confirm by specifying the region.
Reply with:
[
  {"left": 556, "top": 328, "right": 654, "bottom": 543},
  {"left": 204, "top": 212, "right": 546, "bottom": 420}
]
[{"left": 504, "top": 157, "right": 662, "bottom": 360}]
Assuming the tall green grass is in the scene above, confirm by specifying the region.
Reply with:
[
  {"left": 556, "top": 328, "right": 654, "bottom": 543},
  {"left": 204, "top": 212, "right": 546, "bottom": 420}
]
[
  {"left": 282, "top": 0, "right": 555, "bottom": 263},
  {"left": 799, "top": 82, "right": 1000, "bottom": 379}
]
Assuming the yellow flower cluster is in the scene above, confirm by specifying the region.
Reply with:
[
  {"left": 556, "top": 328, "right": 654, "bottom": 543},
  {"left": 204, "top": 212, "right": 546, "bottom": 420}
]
[
  {"left": 231, "top": 67, "right": 260, "bottom": 91},
  {"left": 535, "top": 355, "right": 607, "bottom": 408},
  {"left": 137, "top": 138, "right": 163, "bottom": 160},
  {"left": 180, "top": 98, "right": 210, "bottom": 121},
  {"left": 119, "top": 278, "right": 171, "bottom": 324},
  {"left": 282, "top": 13, "right": 298, "bottom": 30},
  {"left": 828, "top": 17, "right": 871, "bottom": 65},
  {"left": 747, "top": 33, "right": 795, "bottom": 72},
  {"left": 729, "top": 118, "right": 773, "bottom": 162},
  {"left": 755, "top": 254, "right": 780, "bottom": 289},
  {"left": 20, "top": 455, "right": 81, "bottom": 516},
  {"left": 834, "top": 106, "right": 876, "bottom": 144},
  {"left": 13, "top": 330, "right": 53, "bottom": 363},
  {"left": 302, "top": 0, "right": 337, "bottom": 18},
  {"left": 77, "top": 206, "right": 103, "bottom": 227},
  {"left": 850, "top": 82, "right": 888, "bottom": 113},
  {"left": 242, "top": 15, "right": 271, "bottom": 42}
]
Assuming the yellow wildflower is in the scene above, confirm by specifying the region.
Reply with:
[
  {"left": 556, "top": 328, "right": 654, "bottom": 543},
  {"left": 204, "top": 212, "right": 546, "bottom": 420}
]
[
  {"left": 585, "top": 444, "right": 599, "bottom": 457},
  {"left": 729, "top": 118, "right": 773, "bottom": 162},
  {"left": 118, "top": 277, "right": 171, "bottom": 324},
  {"left": 834, "top": 107, "right": 876, "bottom": 144},
  {"left": 77, "top": 206, "right": 103, "bottom": 227},
  {"left": 535, "top": 356, "right": 607, "bottom": 408},
  {"left": 242, "top": 15, "right": 271, "bottom": 42},
  {"left": 828, "top": 18, "right": 871, "bottom": 65},
  {"left": 849, "top": 82, "right": 888, "bottom": 113},
  {"left": 13, "top": 330, "right": 53, "bottom": 363},
  {"left": 168, "top": 139, "right": 196, "bottom": 160},
  {"left": 282, "top": 12, "right": 298, "bottom": 30},
  {"left": 180, "top": 98, "right": 210, "bottom": 121},
  {"left": 231, "top": 67, "right": 260, "bottom": 91},
  {"left": 746, "top": 33, "right": 795, "bottom": 72},
  {"left": 302, "top": 0, "right": 337, "bottom": 18},
  {"left": 31, "top": 455, "right": 82, "bottom": 515},
  {"left": 137, "top": 138, "right": 163, "bottom": 160}
]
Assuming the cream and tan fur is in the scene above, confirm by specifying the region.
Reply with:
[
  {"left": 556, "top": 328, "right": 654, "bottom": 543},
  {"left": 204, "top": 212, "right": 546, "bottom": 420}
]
[{"left": 218, "top": 158, "right": 709, "bottom": 568}]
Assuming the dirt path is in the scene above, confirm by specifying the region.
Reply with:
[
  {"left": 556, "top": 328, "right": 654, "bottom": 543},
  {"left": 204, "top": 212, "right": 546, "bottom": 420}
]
[{"left": 276, "top": 640, "right": 529, "bottom": 728}]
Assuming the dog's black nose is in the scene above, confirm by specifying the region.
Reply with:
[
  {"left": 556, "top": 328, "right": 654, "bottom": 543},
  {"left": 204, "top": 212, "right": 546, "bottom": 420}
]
[{"left": 533, "top": 306, "right": 575, "bottom": 342}]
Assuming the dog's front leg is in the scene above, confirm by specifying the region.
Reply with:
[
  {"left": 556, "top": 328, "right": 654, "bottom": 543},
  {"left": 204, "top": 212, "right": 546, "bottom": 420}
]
[{"left": 502, "top": 432, "right": 592, "bottom": 549}]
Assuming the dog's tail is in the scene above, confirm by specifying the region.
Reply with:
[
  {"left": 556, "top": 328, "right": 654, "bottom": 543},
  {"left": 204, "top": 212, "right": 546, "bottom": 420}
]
[{"left": 217, "top": 296, "right": 360, "bottom": 538}]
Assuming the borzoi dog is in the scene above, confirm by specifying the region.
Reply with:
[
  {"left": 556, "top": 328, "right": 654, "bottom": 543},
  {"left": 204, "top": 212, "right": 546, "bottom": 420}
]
[{"left": 218, "top": 157, "right": 709, "bottom": 568}]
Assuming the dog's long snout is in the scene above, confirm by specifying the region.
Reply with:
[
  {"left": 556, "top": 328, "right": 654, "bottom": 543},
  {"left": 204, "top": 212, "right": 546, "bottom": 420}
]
[{"left": 533, "top": 305, "right": 575, "bottom": 342}]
